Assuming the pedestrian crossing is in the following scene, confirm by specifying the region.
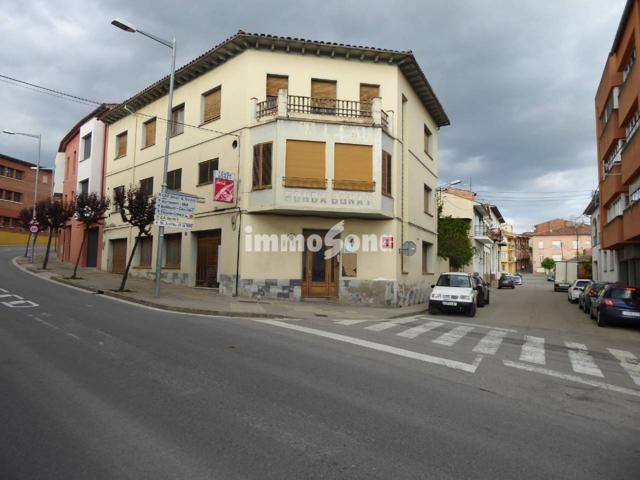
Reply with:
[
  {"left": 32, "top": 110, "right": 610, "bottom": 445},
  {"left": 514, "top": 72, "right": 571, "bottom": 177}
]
[{"left": 331, "top": 317, "right": 640, "bottom": 388}]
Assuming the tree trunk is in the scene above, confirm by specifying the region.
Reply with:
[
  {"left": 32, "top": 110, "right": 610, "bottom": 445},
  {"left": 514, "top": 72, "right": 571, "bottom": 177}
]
[
  {"left": 42, "top": 228, "right": 54, "bottom": 270},
  {"left": 24, "top": 232, "right": 31, "bottom": 257},
  {"left": 71, "top": 228, "right": 87, "bottom": 279},
  {"left": 30, "top": 232, "right": 39, "bottom": 262},
  {"left": 118, "top": 235, "right": 140, "bottom": 292}
]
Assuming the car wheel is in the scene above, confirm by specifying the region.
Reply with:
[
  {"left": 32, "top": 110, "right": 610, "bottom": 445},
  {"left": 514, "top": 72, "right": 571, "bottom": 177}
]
[
  {"left": 597, "top": 310, "right": 607, "bottom": 328},
  {"left": 477, "top": 296, "right": 485, "bottom": 308},
  {"left": 466, "top": 304, "right": 477, "bottom": 318},
  {"left": 428, "top": 305, "right": 438, "bottom": 315},
  {"left": 486, "top": 292, "right": 490, "bottom": 305},
  {"left": 590, "top": 307, "right": 596, "bottom": 320}
]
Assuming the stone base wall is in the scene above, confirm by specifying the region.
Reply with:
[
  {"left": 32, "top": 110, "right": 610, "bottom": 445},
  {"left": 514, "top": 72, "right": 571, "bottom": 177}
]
[{"left": 128, "top": 268, "right": 190, "bottom": 286}]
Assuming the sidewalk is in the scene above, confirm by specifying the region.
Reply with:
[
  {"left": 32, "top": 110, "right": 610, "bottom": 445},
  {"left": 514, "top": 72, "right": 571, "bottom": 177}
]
[{"left": 15, "top": 255, "right": 428, "bottom": 320}]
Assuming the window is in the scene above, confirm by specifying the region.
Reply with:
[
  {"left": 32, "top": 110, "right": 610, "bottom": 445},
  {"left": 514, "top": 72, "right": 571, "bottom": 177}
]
[
  {"left": 631, "top": 185, "right": 640, "bottom": 202},
  {"left": 600, "top": 91, "right": 617, "bottom": 127},
  {"left": 266, "top": 75, "right": 288, "bottom": 100},
  {"left": 164, "top": 233, "right": 181, "bottom": 268},
  {"left": 198, "top": 159, "right": 218, "bottom": 185},
  {"left": 539, "top": 255, "right": 544, "bottom": 263},
  {"left": 167, "top": 168, "right": 182, "bottom": 191},
  {"left": 626, "top": 110, "right": 640, "bottom": 139},
  {"left": 138, "top": 236, "right": 153, "bottom": 268},
  {"left": 202, "top": 87, "right": 221, "bottom": 123},
  {"left": 333, "top": 143, "right": 374, "bottom": 191},
  {"left": 422, "top": 241, "right": 432, "bottom": 274},
  {"left": 424, "top": 184, "right": 432, "bottom": 214},
  {"left": 424, "top": 125, "right": 432, "bottom": 156},
  {"left": 382, "top": 151, "right": 392, "bottom": 197},
  {"left": 13, "top": 192, "right": 22, "bottom": 203},
  {"left": 82, "top": 133, "right": 92, "bottom": 160},
  {"left": 538, "top": 241, "right": 544, "bottom": 249},
  {"left": 15, "top": 170, "right": 23, "bottom": 180},
  {"left": 607, "top": 194, "right": 628, "bottom": 221},
  {"left": 552, "top": 255, "right": 562, "bottom": 261},
  {"left": 171, "top": 104, "right": 185, "bottom": 136},
  {"left": 7, "top": 167, "right": 14, "bottom": 178},
  {"left": 143, "top": 118, "right": 156, "bottom": 148},
  {"left": 113, "top": 185, "right": 124, "bottom": 212},
  {"left": 252, "top": 142, "right": 272, "bottom": 190},
  {"left": 603, "top": 251, "right": 608, "bottom": 272},
  {"left": 311, "top": 79, "right": 337, "bottom": 111},
  {"left": 359, "top": 84, "right": 379, "bottom": 113},
  {"left": 284, "top": 140, "right": 326, "bottom": 188},
  {"left": 572, "top": 240, "right": 579, "bottom": 249},
  {"left": 79, "top": 179, "right": 89, "bottom": 195},
  {"left": 551, "top": 240, "right": 562, "bottom": 249},
  {"left": 139, "top": 177, "right": 154, "bottom": 196},
  {"left": 42, "top": 175, "right": 48, "bottom": 184},
  {"left": 623, "top": 47, "right": 637, "bottom": 82},
  {"left": 116, "top": 131, "right": 127, "bottom": 158}
]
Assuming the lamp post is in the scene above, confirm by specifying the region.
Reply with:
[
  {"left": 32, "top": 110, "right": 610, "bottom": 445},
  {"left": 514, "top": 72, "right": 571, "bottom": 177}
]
[
  {"left": 112, "top": 18, "right": 176, "bottom": 298},
  {"left": 2, "top": 130, "right": 41, "bottom": 262}
]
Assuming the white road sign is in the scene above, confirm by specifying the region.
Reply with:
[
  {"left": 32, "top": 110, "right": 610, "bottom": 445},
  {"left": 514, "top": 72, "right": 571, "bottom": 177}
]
[{"left": 154, "top": 191, "right": 197, "bottom": 229}]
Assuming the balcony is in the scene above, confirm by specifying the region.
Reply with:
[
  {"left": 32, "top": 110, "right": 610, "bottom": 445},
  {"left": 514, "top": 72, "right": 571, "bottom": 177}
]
[
  {"left": 602, "top": 216, "right": 625, "bottom": 249},
  {"left": 600, "top": 163, "right": 626, "bottom": 206},
  {"left": 598, "top": 111, "right": 625, "bottom": 159},
  {"left": 621, "top": 127, "right": 640, "bottom": 185},
  {"left": 472, "top": 224, "right": 493, "bottom": 245},
  {"left": 618, "top": 63, "right": 640, "bottom": 123},
  {"left": 623, "top": 200, "right": 640, "bottom": 241}
]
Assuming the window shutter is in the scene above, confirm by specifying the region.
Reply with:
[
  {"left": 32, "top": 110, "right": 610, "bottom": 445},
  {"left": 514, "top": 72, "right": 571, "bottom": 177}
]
[
  {"left": 145, "top": 119, "right": 156, "bottom": 147},
  {"left": 284, "top": 140, "right": 326, "bottom": 188},
  {"left": 204, "top": 88, "right": 221, "bottom": 122},
  {"left": 382, "top": 151, "right": 392, "bottom": 196},
  {"left": 261, "top": 143, "right": 272, "bottom": 187},
  {"left": 252, "top": 145, "right": 261, "bottom": 189},
  {"left": 360, "top": 84, "right": 379, "bottom": 112},
  {"left": 311, "top": 80, "right": 336, "bottom": 99},
  {"left": 117, "top": 133, "right": 127, "bottom": 157},
  {"left": 266, "top": 75, "right": 288, "bottom": 98},
  {"left": 333, "top": 144, "right": 374, "bottom": 191}
]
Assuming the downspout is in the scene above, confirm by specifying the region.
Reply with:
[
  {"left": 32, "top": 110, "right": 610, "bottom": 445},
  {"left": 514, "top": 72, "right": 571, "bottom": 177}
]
[{"left": 234, "top": 132, "right": 242, "bottom": 297}]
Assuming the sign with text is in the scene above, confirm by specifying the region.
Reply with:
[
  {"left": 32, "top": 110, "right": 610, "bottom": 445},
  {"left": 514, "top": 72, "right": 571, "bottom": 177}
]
[
  {"left": 214, "top": 170, "right": 235, "bottom": 203},
  {"left": 154, "top": 191, "right": 197, "bottom": 229}
]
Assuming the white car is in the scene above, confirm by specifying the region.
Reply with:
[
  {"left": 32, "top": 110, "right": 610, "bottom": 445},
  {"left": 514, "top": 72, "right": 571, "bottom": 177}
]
[
  {"left": 429, "top": 272, "right": 477, "bottom": 317},
  {"left": 568, "top": 279, "right": 591, "bottom": 303}
]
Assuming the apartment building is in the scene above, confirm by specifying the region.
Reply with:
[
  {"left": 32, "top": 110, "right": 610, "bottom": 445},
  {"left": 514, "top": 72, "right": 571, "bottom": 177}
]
[
  {"left": 99, "top": 31, "right": 449, "bottom": 306},
  {"left": 595, "top": 0, "right": 640, "bottom": 287},
  {"left": 530, "top": 219, "right": 591, "bottom": 273},
  {"left": 583, "top": 191, "right": 619, "bottom": 282},
  {"left": 499, "top": 225, "right": 531, "bottom": 274},
  {"left": 440, "top": 188, "right": 504, "bottom": 283},
  {"left": 56, "top": 104, "right": 113, "bottom": 268},
  {"left": 0, "top": 153, "right": 52, "bottom": 230}
]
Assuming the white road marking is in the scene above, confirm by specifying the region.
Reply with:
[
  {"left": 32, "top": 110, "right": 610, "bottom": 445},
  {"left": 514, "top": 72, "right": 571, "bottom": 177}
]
[
  {"left": 432, "top": 325, "right": 474, "bottom": 346},
  {"left": 396, "top": 321, "right": 443, "bottom": 339},
  {"left": 504, "top": 360, "right": 640, "bottom": 398},
  {"left": 565, "top": 342, "right": 603, "bottom": 377},
  {"left": 608, "top": 349, "right": 640, "bottom": 386},
  {"left": 66, "top": 333, "right": 80, "bottom": 341},
  {"left": 33, "top": 317, "right": 59, "bottom": 330},
  {"left": 365, "top": 318, "right": 417, "bottom": 332},
  {"left": 520, "top": 336, "right": 546, "bottom": 365},
  {"left": 335, "top": 319, "right": 369, "bottom": 326},
  {"left": 473, "top": 330, "right": 508, "bottom": 355},
  {"left": 258, "top": 319, "right": 484, "bottom": 373},
  {"left": 414, "top": 315, "right": 517, "bottom": 333}
]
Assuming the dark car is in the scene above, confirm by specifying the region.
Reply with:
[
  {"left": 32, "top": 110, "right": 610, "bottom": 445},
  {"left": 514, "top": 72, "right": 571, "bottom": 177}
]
[
  {"left": 579, "top": 282, "right": 607, "bottom": 314},
  {"left": 498, "top": 274, "right": 515, "bottom": 289},
  {"left": 591, "top": 285, "right": 640, "bottom": 327},
  {"left": 472, "top": 275, "right": 490, "bottom": 307}
]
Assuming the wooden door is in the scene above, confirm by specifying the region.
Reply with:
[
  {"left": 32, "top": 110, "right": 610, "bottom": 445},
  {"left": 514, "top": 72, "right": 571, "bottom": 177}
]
[
  {"left": 111, "top": 239, "right": 127, "bottom": 274},
  {"left": 86, "top": 228, "right": 98, "bottom": 268},
  {"left": 196, "top": 230, "right": 221, "bottom": 287},
  {"left": 301, "top": 230, "right": 338, "bottom": 298}
]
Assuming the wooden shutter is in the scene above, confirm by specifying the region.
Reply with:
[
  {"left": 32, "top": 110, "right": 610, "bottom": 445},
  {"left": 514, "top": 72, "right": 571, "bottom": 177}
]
[
  {"left": 266, "top": 75, "right": 288, "bottom": 98},
  {"left": 203, "top": 88, "right": 221, "bottom": 122},
  {"left": 144, "top": 119, "right": 156, "bottom": 147},
  {"left": 333, "top": 144, "right": 374, "bottom": 191},
  {"left": 117, "top": 133, "right": 127, "bottom": 157},
  {"left": 165, "top": 234, "right": 181, "bottom": 268},
  {"left": 284, "top": 140, "right": 326, "bottom": 188},
  {"left": 252, "top": 145, "right": 261, "bottom": 189},
  {"left": 312, "top": 79, "right": 336, "bottom": 99},
  {"left": 261, "top": 143, "right": 272, "bottom": 187},
  {"left": 382, "top": 151, "right": 392, "bottom": 196},
  {"left": 360, "top": 84, "right": 379, "bottom": 112}
]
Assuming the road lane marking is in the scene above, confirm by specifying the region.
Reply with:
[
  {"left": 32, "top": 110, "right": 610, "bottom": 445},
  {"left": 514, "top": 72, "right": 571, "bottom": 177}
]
[
  {"left": 608, "top": 349, "right": 640, "bottom": 386},
  {"left": 33, "top": 317, "right": 59, "bottom": 330},
  {"left": 432, "top": 325, "right": 474, "bottom": 346},
  {"left": 503, "top": 360, "right": 640, "bottom": 398},
  {"left": 257, "top": 319, "right": 484, "bottom": 373},
  {"left": 520, "top": 336, "right": 546, "bottom": 365},
  {"left": 414, "top": 315, "right": 517, "bottom": 333},
  {"left": 396, "top": 321, "right": 443, "bottom": 339},
  {"left": 365, "top": 318, "right": 417, "bottom": 332},
  {"left": 66, "top": 333, "right": 80, "bottom": 341},
  {"left": 335, "top": 319, "right": 369, "bottom": 326},
  {"left": 473, "top": 330, "right": 508, "bottom": 355},
  {"left": 565, "top": 342, "right": 603, "bottom": 378}
]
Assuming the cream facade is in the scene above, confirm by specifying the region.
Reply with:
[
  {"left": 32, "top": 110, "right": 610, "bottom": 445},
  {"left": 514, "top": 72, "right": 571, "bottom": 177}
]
[{"left": 100, "top": 32, "right": 449, "bottom": 306}]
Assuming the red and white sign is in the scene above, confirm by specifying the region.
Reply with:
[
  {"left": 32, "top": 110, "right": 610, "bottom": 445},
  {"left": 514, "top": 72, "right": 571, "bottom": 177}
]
[
  {"left": 214, "top": 171, "right": 235, "bottom": 203},
  {"left": 381, "top": 235, "right": 395, "bottom": 250},
  {"left": 29, "top": 224, "right": 39, "bottom": 234}
]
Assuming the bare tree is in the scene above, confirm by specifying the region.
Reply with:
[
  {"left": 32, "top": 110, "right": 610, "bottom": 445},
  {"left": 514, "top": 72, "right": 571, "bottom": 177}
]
[
  {"left": 114, "top": 185, "right": 156, "bottom": 292},
  {"left": 42, "top": 198, "right": 75, "bottom": 270},
  {"left": 71, "top": 192, "right": 109, "bottom": 279}
]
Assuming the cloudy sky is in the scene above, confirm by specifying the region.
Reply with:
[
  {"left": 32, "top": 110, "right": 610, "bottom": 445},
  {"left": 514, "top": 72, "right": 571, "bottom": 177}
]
[{"left": 0, "top": 0, "right": 627, "bottom": 231}]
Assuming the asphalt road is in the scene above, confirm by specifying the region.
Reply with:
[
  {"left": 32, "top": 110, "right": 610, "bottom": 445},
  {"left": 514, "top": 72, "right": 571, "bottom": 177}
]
[{"left": 1, "top": 246, "right": 639, "bottom": 479}]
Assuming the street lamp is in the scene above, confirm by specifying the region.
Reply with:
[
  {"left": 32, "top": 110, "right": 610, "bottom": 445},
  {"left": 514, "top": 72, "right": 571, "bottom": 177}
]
[
  {"left": 2, "top": 129, "right": 42, "bottom": 263},
  {"left": 112, "top": 18, "right": 176, "bottom": 298}
]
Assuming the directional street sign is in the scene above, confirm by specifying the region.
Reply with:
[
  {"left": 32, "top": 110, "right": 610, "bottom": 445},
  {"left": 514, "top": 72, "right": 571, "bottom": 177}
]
[{"left": 154, "top": 191, "right": 197, "bottom": 229}]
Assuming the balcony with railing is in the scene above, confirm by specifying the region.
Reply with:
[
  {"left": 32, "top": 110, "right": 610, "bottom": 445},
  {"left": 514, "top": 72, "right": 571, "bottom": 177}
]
[
  {"left": 621, "top": 124, "right": 640, "bottom": 185},
  {"left": 618, "top": 61, "right": 640, "bottom": 123},
  {"left": 623, "top": 200, "right": 640, "bottom": 241},
  {"left": 602, "top": 215, "right": 625, "bottom": 249},
  {"left": 600, "top": 163, "right": 626, "bottom": 206},
  {"left": 598, "top": 111, "right": 625, "bottom": 159}
]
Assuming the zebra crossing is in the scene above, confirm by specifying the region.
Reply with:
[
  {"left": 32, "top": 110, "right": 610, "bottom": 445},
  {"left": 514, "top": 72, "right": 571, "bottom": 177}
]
[{"left": 332, "top": 316, "right": 640, "bottom": 389}]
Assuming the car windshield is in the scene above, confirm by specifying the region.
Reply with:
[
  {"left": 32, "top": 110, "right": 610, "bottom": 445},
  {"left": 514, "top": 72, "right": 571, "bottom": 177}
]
[
  {"left": 575, "top": 281, "right": 589, "bottom": 287},
  {"left": 501, "top": 276, "right": 513, "bottom": 281},
  {"left": 609, "top": 287, "right": 640, "bottom": 301},
  {"left": 437, "top": 275, "right": 471, "bottom": 288}
]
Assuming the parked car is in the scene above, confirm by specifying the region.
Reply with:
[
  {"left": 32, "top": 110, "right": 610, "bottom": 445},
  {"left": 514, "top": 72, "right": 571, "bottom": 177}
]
[
  {"left": 429, "top": 273, "right": 477, "bottom": 317},
  {"left": 514, "top": 273, "right": 523, "bottom": 285},
  {"left": 591, "top": 285, "right": 640, "bottom": 327},
  {"left": 579, "top": 282, "right": 608, "bottom": 314},
  {"left": 568, "top": 279, "right": 591, "bottom": 303},
  {"left": 546, "top": 273, "right": 555, "bottom": 282},
  {"left": 498, "top": 274, "right": 515, "bottom": 289},
  {"left": 472, "top": 274, "right": 490, "bottom": 307}
]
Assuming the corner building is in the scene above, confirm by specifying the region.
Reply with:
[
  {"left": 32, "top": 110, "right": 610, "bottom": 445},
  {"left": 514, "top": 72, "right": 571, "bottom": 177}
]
[{"left": 100, "top": 31, "right": 449, "bottom": 305}]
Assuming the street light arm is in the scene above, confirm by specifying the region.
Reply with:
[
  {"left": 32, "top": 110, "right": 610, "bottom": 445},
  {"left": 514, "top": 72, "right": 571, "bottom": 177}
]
[
  {"left": 3, "top": 131, "right": 40, "bottom": 140},
  {"left": 136, "top": 29, "right": 174, "bottom": 49}
]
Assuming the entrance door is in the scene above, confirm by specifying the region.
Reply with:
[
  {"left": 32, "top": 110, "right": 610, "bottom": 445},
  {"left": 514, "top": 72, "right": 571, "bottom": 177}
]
[
  {"left": 111, "top": 239, "right": 127, "bottom": 274},
  {"left": 196, "top": 230, "right": 221, "bottom": 287},
  {"left": 301, "top": 230, "right": 338, "bottom": 298},
  {"left": 86, "top": 228, "right": 99, "bottom": 268}
]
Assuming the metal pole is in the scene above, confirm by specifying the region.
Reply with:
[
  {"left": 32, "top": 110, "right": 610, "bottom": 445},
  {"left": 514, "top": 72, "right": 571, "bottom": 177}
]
[
  {"left": 29, "top": 135, "right": 41, "bottom": 263},
  {"left": 154, "top": 37, "right": 176, "bottom": 298}
]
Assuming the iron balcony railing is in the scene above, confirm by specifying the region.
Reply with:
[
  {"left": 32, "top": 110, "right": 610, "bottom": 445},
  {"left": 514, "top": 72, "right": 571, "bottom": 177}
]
[{"left": 473, "top": 224, "right": 490, "bottom": 237}]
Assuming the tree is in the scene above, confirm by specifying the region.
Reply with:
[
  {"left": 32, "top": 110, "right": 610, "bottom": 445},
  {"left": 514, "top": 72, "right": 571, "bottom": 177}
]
[
  {"left": 71, "top": 192, "right": 110, "bottom": 279},
  {"left": 541, "top": 257, "right": 556, "bottom": 271},
  {"left": 17, "top": 207, "right": 33, "bottom": 257},
  {"left": 437, "top": 201, "right": 474, "bottom": 269},
  {"left": 113, "top": 185, "right": 156, "bottom": 292},
  {"left": 41, "top": 198, "right": 75, "bottom": 270}
]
